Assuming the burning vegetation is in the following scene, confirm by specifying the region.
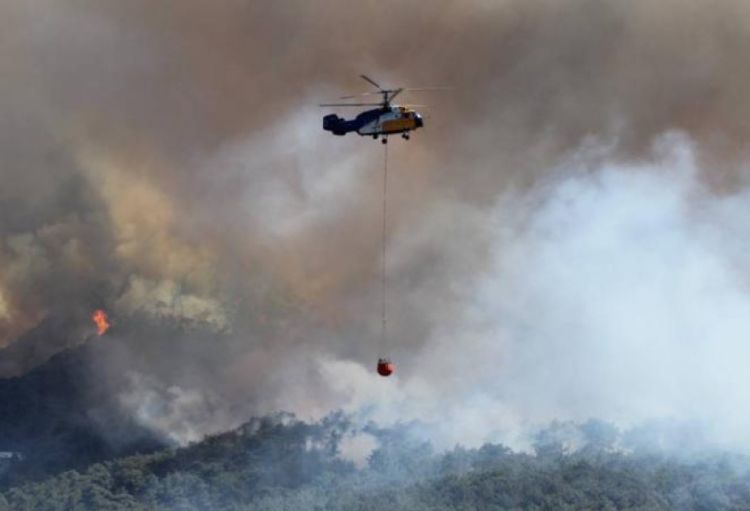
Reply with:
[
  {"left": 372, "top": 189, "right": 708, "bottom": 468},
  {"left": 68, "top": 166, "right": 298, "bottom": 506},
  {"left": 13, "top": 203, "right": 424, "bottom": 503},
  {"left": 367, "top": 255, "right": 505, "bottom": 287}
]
[{"left": 91, "top": 309, "right": 110, "bottom": 336}]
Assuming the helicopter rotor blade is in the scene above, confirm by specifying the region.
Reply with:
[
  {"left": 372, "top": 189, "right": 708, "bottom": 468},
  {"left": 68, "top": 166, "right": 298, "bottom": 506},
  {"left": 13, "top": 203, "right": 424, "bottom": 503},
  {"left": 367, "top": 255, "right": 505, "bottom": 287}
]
[
  {"left": 360, "top": 74, "right": 382, "bottom": 90},
  {"left": 402, "top": 87, "right": 453, "bottom": 92},
  {"left": 388, "top": 88, "right": 405, "bottom": 102},
  {"left": 338, "top": 92, "right": 383, "bottom": 99},
  {"left": 319, "top": 80, "right": 450, "bottom": 107},
  {"left": 319, "top": 103, "right": 384, "bottom": 107}
]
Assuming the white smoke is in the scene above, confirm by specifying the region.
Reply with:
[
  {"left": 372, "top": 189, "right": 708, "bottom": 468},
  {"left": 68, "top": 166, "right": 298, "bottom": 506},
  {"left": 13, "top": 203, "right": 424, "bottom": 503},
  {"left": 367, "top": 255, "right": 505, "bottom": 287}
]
[
  {"left": 300, "top": 133, "right": 750, "bottom": 451},
  {"left": 338, "top": 431, "right": 379, "bottom": 469},
  {"left": 119, "top": 372, "right": 238, "bottom": 445}
]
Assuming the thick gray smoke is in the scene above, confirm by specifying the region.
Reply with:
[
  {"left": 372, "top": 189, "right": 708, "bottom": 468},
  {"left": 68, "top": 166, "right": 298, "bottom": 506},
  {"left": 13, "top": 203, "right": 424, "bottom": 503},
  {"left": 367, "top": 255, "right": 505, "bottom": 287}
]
[{"left": 2, "top": 0, "right": 750, "bottom": 449}]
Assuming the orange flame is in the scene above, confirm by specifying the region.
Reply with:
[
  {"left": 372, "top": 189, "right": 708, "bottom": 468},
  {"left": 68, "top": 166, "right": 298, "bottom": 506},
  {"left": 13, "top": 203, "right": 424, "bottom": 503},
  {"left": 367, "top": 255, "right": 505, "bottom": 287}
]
[{"left": 91, "top": 309, "right": 110, "bottom": 336}]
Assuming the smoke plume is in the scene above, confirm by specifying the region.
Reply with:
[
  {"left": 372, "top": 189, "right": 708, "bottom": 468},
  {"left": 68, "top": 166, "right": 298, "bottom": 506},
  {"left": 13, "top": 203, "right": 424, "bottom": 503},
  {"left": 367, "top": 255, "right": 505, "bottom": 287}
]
[{"left": 2, "top": 0, "right": 750, "bottom": 449}]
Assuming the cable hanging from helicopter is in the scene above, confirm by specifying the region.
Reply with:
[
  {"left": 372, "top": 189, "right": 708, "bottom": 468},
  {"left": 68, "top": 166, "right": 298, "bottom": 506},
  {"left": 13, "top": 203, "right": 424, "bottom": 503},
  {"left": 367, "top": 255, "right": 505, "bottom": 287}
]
[
  {"left": 320, "top": 76, "right": 448, "bottom": 377},
  {"left": 377, "top": 141, "right": 393, "bottom": 377}
]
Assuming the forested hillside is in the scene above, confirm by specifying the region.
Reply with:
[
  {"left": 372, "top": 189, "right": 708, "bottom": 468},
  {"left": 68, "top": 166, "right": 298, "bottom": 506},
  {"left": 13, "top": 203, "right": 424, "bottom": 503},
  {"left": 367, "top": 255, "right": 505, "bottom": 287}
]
[
  {"left": 3, "top": 414, "right": 749, "bottom": 510},
  {"left": 0, "top": 337, "right": 165, "bottom": 488}
]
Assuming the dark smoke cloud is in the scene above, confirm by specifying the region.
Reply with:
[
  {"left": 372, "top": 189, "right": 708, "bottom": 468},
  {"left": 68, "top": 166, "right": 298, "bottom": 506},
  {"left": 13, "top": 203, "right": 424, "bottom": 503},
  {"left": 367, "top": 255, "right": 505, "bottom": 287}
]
[{"left": 3, "top": 0, "right": 750, "bottom": 447}]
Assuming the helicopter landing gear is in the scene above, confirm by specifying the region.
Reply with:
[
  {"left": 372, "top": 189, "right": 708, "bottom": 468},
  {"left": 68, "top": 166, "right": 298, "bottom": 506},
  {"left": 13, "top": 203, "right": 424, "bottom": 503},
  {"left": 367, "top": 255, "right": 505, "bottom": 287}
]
[
  {"left": 402, "top": 133, "right": 410, "bottom": 140},
  {"left": 373, "top": 134, "right": 378, "bottom": 140},
  {"left": 382, "top": 137, "right": 388, "bottom": 144}
]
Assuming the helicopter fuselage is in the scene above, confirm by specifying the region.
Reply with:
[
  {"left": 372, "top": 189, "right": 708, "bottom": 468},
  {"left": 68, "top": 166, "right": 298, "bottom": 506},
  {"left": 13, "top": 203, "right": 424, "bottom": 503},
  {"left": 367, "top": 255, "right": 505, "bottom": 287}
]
[{"left": 323, "top": 106, "right": 424, "bottom": 139}]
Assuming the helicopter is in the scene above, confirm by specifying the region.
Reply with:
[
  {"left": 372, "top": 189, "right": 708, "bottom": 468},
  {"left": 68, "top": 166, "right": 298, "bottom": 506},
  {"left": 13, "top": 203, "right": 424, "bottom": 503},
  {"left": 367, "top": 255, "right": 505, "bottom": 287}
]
[{"left": 321, "top": 75, "right": 442, "bottom": 144}]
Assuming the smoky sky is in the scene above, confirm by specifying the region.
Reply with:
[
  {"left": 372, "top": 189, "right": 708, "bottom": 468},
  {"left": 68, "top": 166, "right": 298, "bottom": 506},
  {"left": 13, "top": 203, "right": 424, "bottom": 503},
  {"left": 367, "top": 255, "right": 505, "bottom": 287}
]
[{"left": 3, "top": 0, "right": 750, "bottom": 448}]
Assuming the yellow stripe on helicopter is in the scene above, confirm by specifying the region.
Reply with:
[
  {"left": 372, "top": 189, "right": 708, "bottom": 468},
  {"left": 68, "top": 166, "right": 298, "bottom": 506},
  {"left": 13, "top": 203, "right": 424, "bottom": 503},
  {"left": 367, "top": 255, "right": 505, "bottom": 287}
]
[{"left": 381, "top": 118, "right": 416, "bottom": 133}]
